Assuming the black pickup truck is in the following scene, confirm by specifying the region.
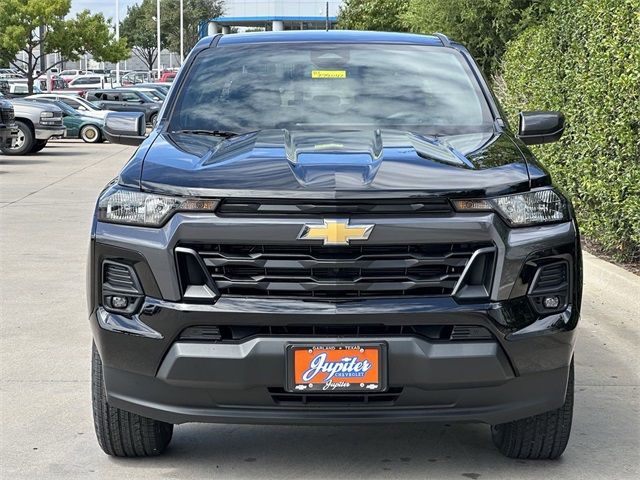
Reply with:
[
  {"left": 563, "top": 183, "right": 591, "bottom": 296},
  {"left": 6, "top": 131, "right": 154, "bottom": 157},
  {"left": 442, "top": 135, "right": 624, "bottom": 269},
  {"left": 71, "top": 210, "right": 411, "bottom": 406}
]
[
  {"left": 0, "top": 99, "right": 17, "bottom": 150},
  {"left": 89, "top": 31, "right": 581, "bottom": 460}
]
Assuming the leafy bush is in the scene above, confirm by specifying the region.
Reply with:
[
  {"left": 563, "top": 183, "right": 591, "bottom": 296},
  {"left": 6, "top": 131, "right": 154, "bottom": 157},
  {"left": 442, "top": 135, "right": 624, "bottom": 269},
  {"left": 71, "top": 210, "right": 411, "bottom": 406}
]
[
  {"left": 499, "top": 0, "right": 640, "bottom": 262},
  {"left": 402, "top": 0, "right": 550, "bottom": 76},
  {"left": 337, "top": 0, "right": 409, "bottom": 32}
]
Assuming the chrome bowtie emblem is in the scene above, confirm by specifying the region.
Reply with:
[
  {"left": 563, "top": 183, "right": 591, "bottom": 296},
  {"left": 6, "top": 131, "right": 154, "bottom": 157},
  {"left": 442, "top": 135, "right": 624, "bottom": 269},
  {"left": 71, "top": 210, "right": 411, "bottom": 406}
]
[{"left": 298, "top": 219, "right": 374, "bottom": 246}]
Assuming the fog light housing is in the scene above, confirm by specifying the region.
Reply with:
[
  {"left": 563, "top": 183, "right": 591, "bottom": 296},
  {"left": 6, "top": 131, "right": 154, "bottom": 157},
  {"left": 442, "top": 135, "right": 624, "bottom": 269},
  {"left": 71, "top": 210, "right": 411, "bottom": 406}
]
[
  {"left": 542, "top": 295, "right": 560, "bottom": 309},
  {"left": 111, "top": 296, "right": 129, "bottom": 309}
]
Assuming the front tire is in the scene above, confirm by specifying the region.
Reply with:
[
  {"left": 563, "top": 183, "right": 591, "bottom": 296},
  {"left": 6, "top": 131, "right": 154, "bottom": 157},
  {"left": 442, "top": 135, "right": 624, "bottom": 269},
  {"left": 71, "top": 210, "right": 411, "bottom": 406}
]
[
  {"left": 30, "top": 139, "right": 48, "bottom": 153},
  {"left": 92, "top": 343, "right": 173, "bottom": 457},
  {"left": 491, "top": 360, "right": 574, "bottom": 459},
  {"left": 80, "top": 125, "right": 101, "bottom": 143},
  {"left": 0, "top": 121, "right": 34, "bottom": 155}
]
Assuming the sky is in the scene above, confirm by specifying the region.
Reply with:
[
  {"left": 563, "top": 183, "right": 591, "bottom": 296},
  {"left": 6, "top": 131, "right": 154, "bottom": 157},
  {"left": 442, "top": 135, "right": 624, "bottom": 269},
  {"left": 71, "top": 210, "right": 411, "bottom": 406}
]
[{"left": 69, "top": 0, "right": 140, "bottom": 22}]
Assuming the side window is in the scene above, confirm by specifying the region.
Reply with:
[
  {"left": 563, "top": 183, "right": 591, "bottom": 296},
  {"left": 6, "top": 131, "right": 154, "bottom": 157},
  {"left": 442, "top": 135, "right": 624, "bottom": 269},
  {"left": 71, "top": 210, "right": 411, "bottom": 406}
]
[{"left": 61, "top": 98, "right": 80, "bottom": 109}]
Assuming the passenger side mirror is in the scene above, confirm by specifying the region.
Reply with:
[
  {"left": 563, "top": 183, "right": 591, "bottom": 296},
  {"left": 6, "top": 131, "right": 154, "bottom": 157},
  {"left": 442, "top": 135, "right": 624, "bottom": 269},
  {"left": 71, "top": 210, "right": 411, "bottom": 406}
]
[
  {"left": 518, "top": 111, "right": 565, "bottom": 145},
  {"left": 103, "top": 111, "right": 147, "bottom": 146}
]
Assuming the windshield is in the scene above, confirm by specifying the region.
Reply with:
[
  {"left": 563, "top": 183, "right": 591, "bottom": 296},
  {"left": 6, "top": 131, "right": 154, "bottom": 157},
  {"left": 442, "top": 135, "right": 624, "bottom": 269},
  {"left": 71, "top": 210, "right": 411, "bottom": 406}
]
[
  {"left": 51, "top": 101, "right": 78, "bottom": 116},
  {"left": 135, "top": 91, "right": 155, "bottom": 103},
  {"left": 171, "top": 44, "right": 493, "bottom": 135},
  {"left": 79, "top": 99, "right": 100, "bottom": 110},
  {"left": 141, "top": 89, "right": 165, "bottom": 101}
]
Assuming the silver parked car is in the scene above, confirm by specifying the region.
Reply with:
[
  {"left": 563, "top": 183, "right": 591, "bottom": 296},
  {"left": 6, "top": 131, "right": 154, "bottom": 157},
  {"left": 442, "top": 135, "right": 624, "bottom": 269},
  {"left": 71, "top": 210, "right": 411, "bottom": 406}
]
[{"left": 0, "top": 99, "right": 66, "bottom": 155}]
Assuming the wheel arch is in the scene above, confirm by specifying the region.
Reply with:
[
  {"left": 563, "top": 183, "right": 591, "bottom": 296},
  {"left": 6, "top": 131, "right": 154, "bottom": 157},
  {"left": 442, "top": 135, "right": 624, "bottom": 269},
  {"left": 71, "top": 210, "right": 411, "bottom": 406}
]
[{"left": 13, "top": 117, "right": 35, "bottom": 133}]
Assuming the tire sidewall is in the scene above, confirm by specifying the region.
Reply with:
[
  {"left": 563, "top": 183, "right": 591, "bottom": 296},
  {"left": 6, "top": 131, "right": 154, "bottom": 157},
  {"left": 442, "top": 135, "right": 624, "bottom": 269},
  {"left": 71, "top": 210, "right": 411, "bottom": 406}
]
[{"left": 81, "top": 125, "right": 101, "bottom": 143}]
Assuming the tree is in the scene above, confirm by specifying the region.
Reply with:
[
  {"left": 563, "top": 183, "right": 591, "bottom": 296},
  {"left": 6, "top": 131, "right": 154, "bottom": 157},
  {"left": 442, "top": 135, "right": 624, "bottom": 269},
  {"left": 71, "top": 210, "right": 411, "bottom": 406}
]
[
  {"left": 161, "top": 0, "right": 225, "bottom": 63},
  {"left": 120, "top": 0, "right": 166, "bottom": 72},
  {"left": 337, "top": 0, "right": 409, "bottom": 32},
  {"left": 0, "top": 0, "right": 129, "bottom": 93},
  {"left": 401, "top": 0, "right": 551, "bottom": 76}
]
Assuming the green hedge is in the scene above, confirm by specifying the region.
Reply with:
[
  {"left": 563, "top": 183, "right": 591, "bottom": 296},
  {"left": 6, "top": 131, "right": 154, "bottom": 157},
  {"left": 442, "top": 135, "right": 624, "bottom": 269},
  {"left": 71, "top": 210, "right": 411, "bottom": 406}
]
[{"left": 498, "top": 0, "right": 640, "bottom": 262}]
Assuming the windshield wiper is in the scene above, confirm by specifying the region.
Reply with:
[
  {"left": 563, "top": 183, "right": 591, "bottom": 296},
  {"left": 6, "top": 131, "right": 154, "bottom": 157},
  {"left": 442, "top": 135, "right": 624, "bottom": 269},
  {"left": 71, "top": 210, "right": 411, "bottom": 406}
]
[{"left": 172, "top": 129, "right": 244, "bottom": 139}]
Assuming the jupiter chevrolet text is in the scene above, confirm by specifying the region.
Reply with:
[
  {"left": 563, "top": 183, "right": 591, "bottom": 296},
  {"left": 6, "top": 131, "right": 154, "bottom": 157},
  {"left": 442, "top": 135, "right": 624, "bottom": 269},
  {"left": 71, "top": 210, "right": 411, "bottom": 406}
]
[{"left": 89, "top": 31, "right": 581, "bottom": 459}]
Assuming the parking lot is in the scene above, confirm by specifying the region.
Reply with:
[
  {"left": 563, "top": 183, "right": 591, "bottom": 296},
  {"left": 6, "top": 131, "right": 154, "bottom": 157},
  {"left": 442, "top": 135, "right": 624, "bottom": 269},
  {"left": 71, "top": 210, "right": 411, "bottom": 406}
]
[{"left": 1, "top": 140, "right": 638, "bottom": 479}]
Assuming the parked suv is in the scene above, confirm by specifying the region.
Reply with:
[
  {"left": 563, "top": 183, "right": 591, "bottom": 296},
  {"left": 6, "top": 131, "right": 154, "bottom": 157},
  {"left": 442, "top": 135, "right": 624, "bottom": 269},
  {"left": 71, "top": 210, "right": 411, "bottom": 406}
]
[
  {"left": 1, "top": 99, "right": 65, "bottom": 155},
  {"left": 90, "top": 31, "right": 581, "bottom": 459},
  {"left": 0, "top": 99, "right": 17, "bottom": 149},
  {"left": 87, "top": 89, "right": 161, "bottom": 125}
]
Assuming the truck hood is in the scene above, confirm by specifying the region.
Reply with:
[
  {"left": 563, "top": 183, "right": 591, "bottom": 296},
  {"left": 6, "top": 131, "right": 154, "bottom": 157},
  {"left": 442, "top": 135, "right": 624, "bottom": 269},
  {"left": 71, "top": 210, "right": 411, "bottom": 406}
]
[{"left": 139, "top": 129, "right": 534, "bottom": 198}]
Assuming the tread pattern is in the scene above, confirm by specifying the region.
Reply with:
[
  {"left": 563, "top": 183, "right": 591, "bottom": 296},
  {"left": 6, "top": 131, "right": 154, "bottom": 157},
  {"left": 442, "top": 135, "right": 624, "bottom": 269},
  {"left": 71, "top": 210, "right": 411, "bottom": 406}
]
[
  {"left": 491, "top": 361, "right": 574, "bottom": 459},
  {"left": 91, "top": 343, "right": 173, "bottom": 457}
]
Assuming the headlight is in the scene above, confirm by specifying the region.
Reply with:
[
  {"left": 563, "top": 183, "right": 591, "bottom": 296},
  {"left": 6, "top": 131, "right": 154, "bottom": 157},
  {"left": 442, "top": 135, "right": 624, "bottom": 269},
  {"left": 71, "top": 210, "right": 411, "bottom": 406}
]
[
  {"left": 97, "top": 186, "right": 218, "bottom": 227},
  {"left": 40, "top": 111, "right": 55, "bottom": 118},
  {"left": 453, "top": 189, "right": 569, "bottom": 226}
]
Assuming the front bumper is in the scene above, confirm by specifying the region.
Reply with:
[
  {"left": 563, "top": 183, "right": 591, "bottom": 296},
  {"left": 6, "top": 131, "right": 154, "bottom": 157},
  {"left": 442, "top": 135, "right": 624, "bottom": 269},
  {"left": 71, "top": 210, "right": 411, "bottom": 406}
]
[
  {"left": 89, "top": 212, "right": 581, "bottom": 425},
  {"left": 99, "top": 329, "right": 571, "bottom": 425},
  {"left": 35, "top": 125, "right": 66, "bottom": 140}
]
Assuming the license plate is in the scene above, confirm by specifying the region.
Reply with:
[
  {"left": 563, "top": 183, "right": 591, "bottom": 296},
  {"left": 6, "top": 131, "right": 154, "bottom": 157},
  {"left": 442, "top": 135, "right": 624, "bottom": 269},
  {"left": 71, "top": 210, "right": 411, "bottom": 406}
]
[{"left": 287, "top": 343, "right": 386, "bottom": 393}]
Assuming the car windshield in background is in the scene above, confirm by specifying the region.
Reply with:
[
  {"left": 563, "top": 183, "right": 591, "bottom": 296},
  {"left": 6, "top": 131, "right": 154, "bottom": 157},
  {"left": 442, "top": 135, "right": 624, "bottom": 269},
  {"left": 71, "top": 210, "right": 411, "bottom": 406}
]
[
  {"left": 171, "top": 44, "right": 493, "bottom": 135},
  {"left": 144, "top": 90, "right": 165, "bottom": 101},
  {"left": 135, "top": 91, "right": 155, "bottom": 103},
  {"left": 53, "top": 101, "right": 80, "bottom": 116}
]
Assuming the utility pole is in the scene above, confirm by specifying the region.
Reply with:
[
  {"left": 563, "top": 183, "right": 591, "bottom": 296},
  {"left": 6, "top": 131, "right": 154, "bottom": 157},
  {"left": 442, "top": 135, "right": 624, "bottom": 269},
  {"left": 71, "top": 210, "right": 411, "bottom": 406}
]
[
  {"left": 115, "top": 0, "right": 120, "bottom": 84},
  {"left": 180, "top": 0, "right": 184, "bottom": 64},
  {"left": 325, "top": 2, "right": 329, "bottom": 31},
  {"left": 157, "top": 0, "right": 161, "bottom": 79}
]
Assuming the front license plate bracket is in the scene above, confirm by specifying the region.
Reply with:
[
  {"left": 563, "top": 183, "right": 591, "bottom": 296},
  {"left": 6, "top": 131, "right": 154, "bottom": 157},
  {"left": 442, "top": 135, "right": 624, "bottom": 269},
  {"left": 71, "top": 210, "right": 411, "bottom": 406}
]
[{"left": 286, "top": 343, "right": 387, "bottom": 393}]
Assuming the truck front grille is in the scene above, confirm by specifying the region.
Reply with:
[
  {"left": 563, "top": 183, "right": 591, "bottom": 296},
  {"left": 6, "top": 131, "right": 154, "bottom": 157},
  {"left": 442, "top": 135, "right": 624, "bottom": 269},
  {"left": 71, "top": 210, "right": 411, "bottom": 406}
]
[
  {"left": 0, "top": 106, "right": 15, "bottom": 124},
  {"left": 178, "top": 242, "right": 493, "bottom": 299},
  {"left": 217, "top": 198, "right": 453, "bottom": 217}
]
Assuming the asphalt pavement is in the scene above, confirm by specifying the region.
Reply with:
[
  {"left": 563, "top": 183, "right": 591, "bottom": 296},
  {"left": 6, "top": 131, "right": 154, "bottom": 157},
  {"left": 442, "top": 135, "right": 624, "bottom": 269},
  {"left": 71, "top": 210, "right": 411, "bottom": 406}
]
[{"left": 1, "top": 140, "right": 638, "bottom": 479}]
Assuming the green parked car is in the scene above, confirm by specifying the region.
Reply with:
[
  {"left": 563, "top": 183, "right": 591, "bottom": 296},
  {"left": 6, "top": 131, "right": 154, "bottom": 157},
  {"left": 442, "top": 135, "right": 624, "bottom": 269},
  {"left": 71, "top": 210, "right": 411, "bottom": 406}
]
[{"left": 23, "top": 98, "right": 105, "bottom": 143}]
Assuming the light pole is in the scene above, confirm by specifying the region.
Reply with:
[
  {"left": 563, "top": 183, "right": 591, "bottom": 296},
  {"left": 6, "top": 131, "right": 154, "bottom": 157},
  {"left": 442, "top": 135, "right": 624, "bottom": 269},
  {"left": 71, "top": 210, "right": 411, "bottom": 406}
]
[
  {"left": 115, "top": 0, "right": 120, "bottom": 84},
  {"left": 156, "top": 0, "right": 161, "bottom": 79},
  {"left": 180, "top": 0, "right": 184, "bottom": 64}
]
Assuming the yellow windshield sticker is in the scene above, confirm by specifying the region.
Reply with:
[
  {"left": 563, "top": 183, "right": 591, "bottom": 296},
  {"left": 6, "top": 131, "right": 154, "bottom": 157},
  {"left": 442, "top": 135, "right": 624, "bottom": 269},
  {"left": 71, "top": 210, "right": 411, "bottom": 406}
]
[{"left": 311, "top": 70, "right": 347, "bottom": 79}]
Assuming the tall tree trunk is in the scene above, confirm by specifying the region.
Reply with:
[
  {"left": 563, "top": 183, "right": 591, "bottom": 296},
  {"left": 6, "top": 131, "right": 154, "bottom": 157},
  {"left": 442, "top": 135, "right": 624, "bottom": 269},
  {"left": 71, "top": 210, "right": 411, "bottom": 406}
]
[{"left": 26, "top": 48, "right": 35, "bottom": 94}]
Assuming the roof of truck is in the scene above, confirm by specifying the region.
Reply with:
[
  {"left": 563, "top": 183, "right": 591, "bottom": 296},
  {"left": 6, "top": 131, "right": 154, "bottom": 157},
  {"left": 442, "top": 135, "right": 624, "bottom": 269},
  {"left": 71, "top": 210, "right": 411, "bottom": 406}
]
[{"left": 213, "top": 30, "right": 447, "bottom": 47}]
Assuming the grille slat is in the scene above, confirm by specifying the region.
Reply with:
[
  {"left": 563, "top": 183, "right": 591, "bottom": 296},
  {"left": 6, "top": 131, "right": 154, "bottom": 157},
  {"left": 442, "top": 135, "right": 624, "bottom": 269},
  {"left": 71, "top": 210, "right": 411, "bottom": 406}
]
[
  {"left": 218, "top": 198, "right": 453, "bottom": 217},
  {"left": 102, "top": 262, "right": 140, "bottom": 294},
  {"left": 180, "top": 242, "right": 492, "bottom": 299},
  {"left": 268, "top": 387, "right": 403, "bottom": 405},
  {"left": 531, "top": 262, "right": 568, "bottom": 294}
]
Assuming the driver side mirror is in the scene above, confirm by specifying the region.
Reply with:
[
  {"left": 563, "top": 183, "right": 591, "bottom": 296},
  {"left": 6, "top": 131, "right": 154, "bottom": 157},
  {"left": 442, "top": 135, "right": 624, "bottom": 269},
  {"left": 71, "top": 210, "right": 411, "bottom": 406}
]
[
  {"left": 103, "top": 111, "right": 147, "bottom": 146},
  {"left": 518, "top": 111, "right": 565, "bottom": 145}
]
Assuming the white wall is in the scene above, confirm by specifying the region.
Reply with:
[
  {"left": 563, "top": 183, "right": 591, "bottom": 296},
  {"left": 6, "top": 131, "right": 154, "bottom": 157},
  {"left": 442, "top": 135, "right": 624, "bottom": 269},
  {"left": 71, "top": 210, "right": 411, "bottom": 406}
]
[{"left": 222, "top": 0, "right": 342, "bottom": 18}]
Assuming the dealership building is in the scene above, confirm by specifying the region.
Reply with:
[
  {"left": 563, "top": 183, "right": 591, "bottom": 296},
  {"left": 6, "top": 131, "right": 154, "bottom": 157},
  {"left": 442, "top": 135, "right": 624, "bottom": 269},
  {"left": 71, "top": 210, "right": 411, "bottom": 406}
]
[{"left": 203, "top": 0, "right": 343, "bottom": 36}]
